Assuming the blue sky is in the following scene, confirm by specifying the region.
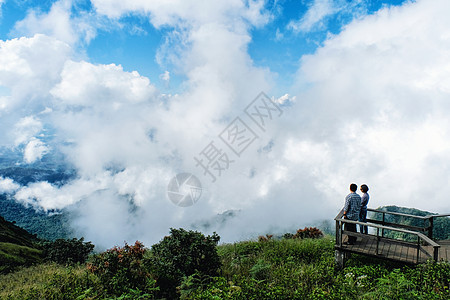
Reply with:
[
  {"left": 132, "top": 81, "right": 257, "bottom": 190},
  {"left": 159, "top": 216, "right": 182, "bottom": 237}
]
[
  {"left": 1, "top": 0, "right": 450, "bottom": 247},
  {"left": 1, "top": 0, "right": 408, "bottom": 93}
]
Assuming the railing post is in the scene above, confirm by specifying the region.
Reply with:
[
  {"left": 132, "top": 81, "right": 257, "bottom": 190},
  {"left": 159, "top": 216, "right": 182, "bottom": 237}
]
[
  {"left": 376, "top": 228, "right": 380, "bottom": 255},
  {"left": 335, "top": 220, "right": 340, "bottom": 246},
  {"left": 381, "top": 212, "right": 385, "bottom": 237},
  {"left": 428, "top": 217, "right": 434, "bottom": 239},
  {"left": 416, "top": 236, "right": 420, "bottom": 264}
]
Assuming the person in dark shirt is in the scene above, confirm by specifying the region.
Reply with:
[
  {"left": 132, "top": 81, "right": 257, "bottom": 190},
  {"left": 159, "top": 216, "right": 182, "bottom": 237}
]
[
  {"left": 359, "top": 184, "right": 370, "bottom": 234},
  {"left": 343, "top": 183, "right": 361, "bottom": 245}
]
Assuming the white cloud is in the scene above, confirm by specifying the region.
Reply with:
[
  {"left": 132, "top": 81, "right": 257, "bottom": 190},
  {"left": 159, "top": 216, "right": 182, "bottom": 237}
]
[
  {"left": 14, "top": 116, "right": 43, "bottom": 146},
  {"left": 287, "top": 0, "right": 366, "bottom": 33},
  {"left": 12, "top": 0, "right": 97, "bottom": 46},
  {"left": 159, "top": 70, "right": 170, "bottom": 82},
  {"left": 0, "top": 177, "right": 20, "bottom": 194},
  {"left": 15, "top": 176, "right": 107, "bottom": 211},
  {"left": 91, "top": 0, "right": 270, "bottom": 28},
  {"left": 288, "top": 0, "right": 335, "bottom": 32},
  {"left": 3, "top": 0, "right": 450, "bottom": 248},
  {"left": 24, "top": 138, "right": 50, "bottom": 163},
  {"left": 4, "top": 0, "right": 281, "bottom": 246},
  {"left": 0, "top": 34, "right": 71, "bottom": 112},
  {"left": 290, "top": 0, "right": 450, "bottom": 213},
  {"left": 50, "top": 60, "right": 157, "bottom": 107}
]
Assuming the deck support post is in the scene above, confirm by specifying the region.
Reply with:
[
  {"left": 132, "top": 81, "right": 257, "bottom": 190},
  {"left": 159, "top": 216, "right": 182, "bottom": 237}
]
[
  {"left": 433, "top": 246, "right": 439, "bottom": 262},
  {"left": 335, "top": 249, "right": 347, "bottom": 269}
]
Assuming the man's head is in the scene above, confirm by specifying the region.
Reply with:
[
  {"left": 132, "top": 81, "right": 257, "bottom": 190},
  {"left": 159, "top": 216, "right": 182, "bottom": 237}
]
[
  {"left": 360, "top": 184, "right": 369, "bottom": 193},
  {"left": 350, "top": 183, "right": 357, "bottom": 192}
]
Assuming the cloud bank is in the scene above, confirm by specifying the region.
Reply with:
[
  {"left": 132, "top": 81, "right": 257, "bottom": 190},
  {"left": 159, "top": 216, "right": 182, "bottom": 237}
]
[{"left": 1, "top": 0, "right": 449, "bottom": 248}]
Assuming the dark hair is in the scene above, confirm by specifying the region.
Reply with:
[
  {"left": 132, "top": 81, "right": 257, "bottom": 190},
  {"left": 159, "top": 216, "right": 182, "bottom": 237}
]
[
  {"left": 360, "top": 184, "right": 369, "bottom": 193},
  {"left": 350, "top": 183, "right": 357, "bottom": 192}
]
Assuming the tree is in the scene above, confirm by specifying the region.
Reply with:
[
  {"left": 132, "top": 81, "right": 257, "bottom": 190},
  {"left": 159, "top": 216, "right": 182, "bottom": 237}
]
[
  {"left": 43, "top": 237, "right": 94, "bottom": 265},
  {"left": 148, "top": 228, "right": 221, "bottom": 299}
]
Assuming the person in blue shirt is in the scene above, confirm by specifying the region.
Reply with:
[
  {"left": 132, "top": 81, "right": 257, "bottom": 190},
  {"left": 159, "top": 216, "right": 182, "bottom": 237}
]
[
  {"left": 343, "top": 183, "right": 362, "bottom": 245},
  {"left": 359, "top": 184, "right": 370, "bottom": 234}
]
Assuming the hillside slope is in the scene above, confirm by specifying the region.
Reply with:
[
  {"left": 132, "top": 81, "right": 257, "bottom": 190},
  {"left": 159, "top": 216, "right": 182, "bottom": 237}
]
[{"left": 0, "top": 215, "right": 42, "bottom": 273}]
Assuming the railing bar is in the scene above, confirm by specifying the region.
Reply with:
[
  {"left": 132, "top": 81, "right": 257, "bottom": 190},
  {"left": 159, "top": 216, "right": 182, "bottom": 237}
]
[
  {"left": 367, "top": 209, "right": 450, "bottom": 219},
  {"left": 335, "top": 218, "right": 440, "bottom": 247},
  {"left": 366, "top": 219, "right": 426, "bottom": 232}
]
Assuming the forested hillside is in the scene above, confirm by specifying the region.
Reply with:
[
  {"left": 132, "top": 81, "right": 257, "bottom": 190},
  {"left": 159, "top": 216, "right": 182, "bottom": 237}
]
[
  {"left": 372, "top": 206, "right": 450, "bottom": 241},
  {"left": 0, "top": 195, "right": 73, "bottom": 241}
]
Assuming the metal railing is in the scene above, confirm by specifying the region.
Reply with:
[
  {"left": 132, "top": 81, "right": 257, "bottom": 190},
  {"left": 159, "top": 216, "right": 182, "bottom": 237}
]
[
  {"left": 367, "top": 208, "right": 450, "bottom": 239},
  {"left": 335, "top": 209, "right": 441, "bottom": 263}
]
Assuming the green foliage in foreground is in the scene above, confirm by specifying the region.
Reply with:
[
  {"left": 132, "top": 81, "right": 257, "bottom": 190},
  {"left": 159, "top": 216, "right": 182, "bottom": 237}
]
[
  {"left": 88, "top": 241, "right": 158, "bottom": 297},
  {"left": 181, "top": 237, "right": 450, "bottom": 300},
  {"left": 0, "top": 263, "right": 99, "bottom": 300},
  {"left": 148, "top": 228, "right": 222, "bottom": 299},
  {"left": 0, "top": 233, "right": 449, "bottom": 299}
]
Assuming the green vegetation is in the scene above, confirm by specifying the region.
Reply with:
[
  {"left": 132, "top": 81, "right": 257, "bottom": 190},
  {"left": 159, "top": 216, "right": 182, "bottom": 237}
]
[
  {"left": 0, "top": 225, "right": 449, "bottom": 299},
  {"left": 148, "top": 228, "right": 221, "bottom": 299},
  {"left": 0, "top": 215, "right": 39, "bottom": 247},
  {"left": 88, "top": 241, "right": 157, "bottom": 297},
  {"left": 0, "top": 215, "right": 43, "bottom": 273},
  {"left": 1, "top": 215, "right": 94, "bottom": 274},
  {"left": 0, "top": 263, "right": 99, "bottom": 300},
  {"left": 42, "top": 237, "right": 94, "bottom": 265},
  {"left": 0, "top": 242, "right": 42, "bottom": 274}
]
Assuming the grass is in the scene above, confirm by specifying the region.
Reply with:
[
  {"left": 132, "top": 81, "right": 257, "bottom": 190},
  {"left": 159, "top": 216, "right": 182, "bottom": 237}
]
[
  {"left": 183, "top": 235, "right": 450, "bottom": 299},
  {"left": 0, "top": 235, "right": 449, "bottom": 299},
  {"left": 0, "top": 263, "right": 99, "bottom": 300},
  {"left": 0, "top": 242, "right": 42, "bottom": 273}
]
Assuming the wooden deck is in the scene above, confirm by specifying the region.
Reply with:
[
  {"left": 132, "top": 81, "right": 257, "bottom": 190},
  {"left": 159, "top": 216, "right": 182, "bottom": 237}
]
[
  {"left": 335, "top": 208, "right": 449, "bottom": 266},
  {"left": 338, "top": 234, "right": 450, "bottom": 264}
]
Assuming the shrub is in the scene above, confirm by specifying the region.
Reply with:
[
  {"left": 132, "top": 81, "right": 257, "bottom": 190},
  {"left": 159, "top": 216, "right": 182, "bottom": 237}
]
[
  {"left": 42, "top": 237, "right": 94, "bottom": 265},
  {"left": 87, "top": 241, "right": 157, "bottom": 297},
  {"left": 293, "top": 227, "right": 323, "bottom": 239},
  {"left": 283, "top": 233, "right": 294, "bottom": 239},
  {"left": 258, "top": 234, "right": 273, "bottom": 242},
  {"left": 148, "top": 228, "right": 221, "bottom": 299}
]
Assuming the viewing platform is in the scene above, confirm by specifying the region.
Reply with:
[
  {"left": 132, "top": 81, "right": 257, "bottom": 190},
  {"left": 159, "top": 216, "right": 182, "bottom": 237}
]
[{"left": 334, "top": 208, "right": 450, "bottom": 268}]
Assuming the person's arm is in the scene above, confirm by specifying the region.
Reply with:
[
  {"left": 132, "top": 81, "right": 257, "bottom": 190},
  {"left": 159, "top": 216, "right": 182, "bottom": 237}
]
[
  {"left": 361, "top": 194, "right": 368, "bottom": 207},
  {"left": 343, "top": 196, "right": 350, "bottom": 218}
]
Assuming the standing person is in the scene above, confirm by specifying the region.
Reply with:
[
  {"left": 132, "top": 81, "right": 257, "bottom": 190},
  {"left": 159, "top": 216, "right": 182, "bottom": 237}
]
[
  {"left": 359, "top": 184, "right": 370, "bottom": 234},
  {"left": 343, "top": 183, "right": 361, "bottom": 245}
]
